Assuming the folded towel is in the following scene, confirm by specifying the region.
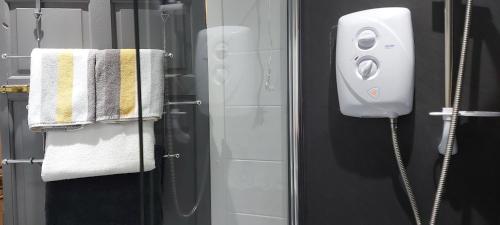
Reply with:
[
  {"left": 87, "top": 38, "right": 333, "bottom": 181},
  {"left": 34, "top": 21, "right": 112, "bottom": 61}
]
[
  {"left": 28, "top": 48, "right": 97, "bottom": 132},
  {"left": 95, "top": 49, "right": 164, "bottom": 122},
  {"left": 45, "top": 145, "right": 164, "bottom": 225},
  {"left": 41, "top": 121, "right": 156, "bottom": 182}
]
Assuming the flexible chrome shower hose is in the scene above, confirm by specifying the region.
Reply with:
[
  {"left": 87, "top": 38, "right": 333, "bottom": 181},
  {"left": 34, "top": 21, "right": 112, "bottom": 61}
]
[
  {"left": 429, "top": 0, "right": 473, "bottom": 224},
  {"left": 390, "top": 118, "right": 422, "bottom": 225}
]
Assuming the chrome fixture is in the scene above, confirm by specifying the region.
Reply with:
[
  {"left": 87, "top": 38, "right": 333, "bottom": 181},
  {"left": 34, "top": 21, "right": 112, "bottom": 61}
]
[
  {"left": 166, "top": 100, "right": 202, "bottom": 106},
  {"left": 1, "top": 54, "right": 31, "bottom": 60},
  {"left": 2, "top": 158, "right": 43, "bottom": 165}
]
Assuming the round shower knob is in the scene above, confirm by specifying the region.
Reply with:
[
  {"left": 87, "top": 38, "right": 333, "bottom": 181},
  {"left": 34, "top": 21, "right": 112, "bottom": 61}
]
[
  {"left": 357, "top": 59, "right": 378, "bottom": 80},
  {"left": 357, "top": 30, "right": 377, "bottom": 50}
]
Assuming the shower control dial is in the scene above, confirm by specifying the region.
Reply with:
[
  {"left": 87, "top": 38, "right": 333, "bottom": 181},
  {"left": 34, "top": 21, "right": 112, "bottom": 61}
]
[
  {"left": 357, "top": 29, "right": 377, "bottom": 50},
  {"left": 357, "top": 59, "right": 378, "bottom": 80}
]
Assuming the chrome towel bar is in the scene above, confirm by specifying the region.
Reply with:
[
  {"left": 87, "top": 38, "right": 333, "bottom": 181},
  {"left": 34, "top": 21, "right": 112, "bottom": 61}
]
[
  {"left": 2, "top": 154, "right": 181, "bottom": 166},
  {"left": 166, "top": 100, "right": 202, "bottom": 106},
  {"left": 1, "top": 53, "right": 31, "bottom": 60},
  {"left": 2, "top": 158, "right": 43, "bottom": 165},
  {"left": 2, "top": 53, "right": 171, "bottom": 60}
]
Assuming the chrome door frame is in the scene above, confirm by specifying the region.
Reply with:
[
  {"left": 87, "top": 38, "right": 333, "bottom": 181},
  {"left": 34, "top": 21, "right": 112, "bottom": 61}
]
[{"left": 288, "top": 0, "right": 300, "bottom": 224}]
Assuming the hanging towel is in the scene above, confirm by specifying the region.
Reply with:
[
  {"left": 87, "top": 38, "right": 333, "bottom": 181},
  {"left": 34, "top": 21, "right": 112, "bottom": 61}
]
[
  {"left": 41, "top": 121, "right": 156, "bottom": 182},
  {"left": 95, "top": 49, "right": 164, "bottom": 122},
  {"left": 45, "top": 145, "right": 164, "bottom": 225},
  {"left": 28, "top": 48, "right": 97, "bottom": 132}
]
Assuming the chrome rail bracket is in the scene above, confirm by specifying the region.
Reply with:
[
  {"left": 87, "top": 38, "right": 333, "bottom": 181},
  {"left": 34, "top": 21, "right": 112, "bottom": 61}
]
[
  {"left": 166, "top": 100, "right": 202, "bottom": 106},
  {"left": 163, "top": 153, "right": 181, "bottom": 159},
  {"left": 429, "top": 108, "right": 500, "bottom": 155}
]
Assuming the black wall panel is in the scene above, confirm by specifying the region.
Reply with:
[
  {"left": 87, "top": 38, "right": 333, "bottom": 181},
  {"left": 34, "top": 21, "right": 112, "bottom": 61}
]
[{"left": 300, "top": 0, "right": 500, "bottom": 224}]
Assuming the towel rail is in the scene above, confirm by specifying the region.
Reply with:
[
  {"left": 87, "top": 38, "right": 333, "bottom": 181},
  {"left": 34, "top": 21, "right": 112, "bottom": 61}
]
[
  {"left": 2, "top": 158, "right": 43, "bottom": 165},
  {"left": 2, "top": 53, "right": 170, "bottom": 60},
  {"left": 1, "top": 53, "right": 31, "bottom": 60},
  {"left": 2, "top": 155, "right": 180, "bottom": 166},
  {"left": 166, "top": 100, "right": 202, "bottom": 106},
  {"left": 2, "top": 51, "right": 171, "bottom": 60},
  {"left": 0, "top": 87, "right": 202, "bottom": 106},
  {"left": 0, "top": 85, "right": 199, "bottom": 105}
]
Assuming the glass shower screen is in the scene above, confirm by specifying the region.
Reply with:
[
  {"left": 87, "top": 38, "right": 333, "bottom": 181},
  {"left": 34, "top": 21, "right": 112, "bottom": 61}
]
[{"left": 134, "top": 0, "right": 291, "bottom": 225}]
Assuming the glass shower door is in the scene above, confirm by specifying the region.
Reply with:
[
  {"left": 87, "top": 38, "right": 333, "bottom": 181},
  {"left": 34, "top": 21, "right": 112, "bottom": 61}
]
[{"left": 136, "top": 0, "right": 290, "bottom": 224}]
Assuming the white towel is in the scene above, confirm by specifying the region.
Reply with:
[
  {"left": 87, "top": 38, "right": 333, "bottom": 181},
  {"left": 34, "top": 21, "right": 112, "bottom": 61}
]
[
  {"left": 28, "top": 48, "right": 97, "bottom": 132},
  {"left": 41, "top": 121, "right": 156, "bottom": 182},
  {"left": 95, "top": 49, "right": 164, "bottom": 122}
]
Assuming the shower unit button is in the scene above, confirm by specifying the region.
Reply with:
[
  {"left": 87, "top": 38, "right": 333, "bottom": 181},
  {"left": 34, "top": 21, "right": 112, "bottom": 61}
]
[{"left": 357, "top": 29, "right": 376, "bottom": 50}]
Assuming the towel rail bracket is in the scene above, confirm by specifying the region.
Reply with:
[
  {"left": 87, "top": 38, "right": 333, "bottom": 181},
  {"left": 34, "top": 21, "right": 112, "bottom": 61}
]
[{"left": 163, "top": 153, "right": 181, "bottom": 159}]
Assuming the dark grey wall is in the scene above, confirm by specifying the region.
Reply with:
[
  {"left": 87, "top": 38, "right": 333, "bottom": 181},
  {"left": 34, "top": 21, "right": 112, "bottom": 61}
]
[{"left": 300, "top": 0, "right": 500, "bottom": 225}]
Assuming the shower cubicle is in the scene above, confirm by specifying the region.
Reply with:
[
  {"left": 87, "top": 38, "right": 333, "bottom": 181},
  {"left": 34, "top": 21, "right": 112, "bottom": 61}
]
[{"left": 0, "top": 0, "right": 299, "bottom": 225}]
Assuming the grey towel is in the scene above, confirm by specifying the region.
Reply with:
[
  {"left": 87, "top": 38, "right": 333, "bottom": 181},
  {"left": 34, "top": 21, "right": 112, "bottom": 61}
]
[{"left": 95, "top": 49, "right": 164, "bottom": 122}]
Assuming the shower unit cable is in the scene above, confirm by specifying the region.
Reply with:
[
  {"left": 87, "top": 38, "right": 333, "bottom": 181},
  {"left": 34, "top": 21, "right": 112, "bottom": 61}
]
[
  {"left": 389, "top": 118, "right": 422, "bottom": 225},
  {"left": 132, "top": 1, "right": 146, "bottom": 225},
  {"left": 429, "top": 0, "right": 473, "bottom": 224}
]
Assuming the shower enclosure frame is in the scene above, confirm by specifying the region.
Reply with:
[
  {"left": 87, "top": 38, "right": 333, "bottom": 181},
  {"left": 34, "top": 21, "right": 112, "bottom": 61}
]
[{"left": 288, "top": 0, "right": 300, "bottom": 225}]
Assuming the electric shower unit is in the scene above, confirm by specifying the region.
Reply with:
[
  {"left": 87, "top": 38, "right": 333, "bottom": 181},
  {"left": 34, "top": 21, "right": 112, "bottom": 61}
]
[{"left": 336, "top": 7, "right": 415, "bottom": 118}]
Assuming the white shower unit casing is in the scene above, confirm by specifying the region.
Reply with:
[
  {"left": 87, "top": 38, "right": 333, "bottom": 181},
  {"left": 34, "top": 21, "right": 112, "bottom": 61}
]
[{"left": 336, "top": 7, "right": 415, "bottom": 118}]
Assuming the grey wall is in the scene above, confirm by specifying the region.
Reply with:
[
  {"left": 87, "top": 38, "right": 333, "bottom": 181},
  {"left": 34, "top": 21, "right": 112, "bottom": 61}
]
[
  {"left": 300, "top": 0, "right": 500, "bottom": 225},
  {"left": 0, "top": 1, "right": 112, "bottom": 225}
]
